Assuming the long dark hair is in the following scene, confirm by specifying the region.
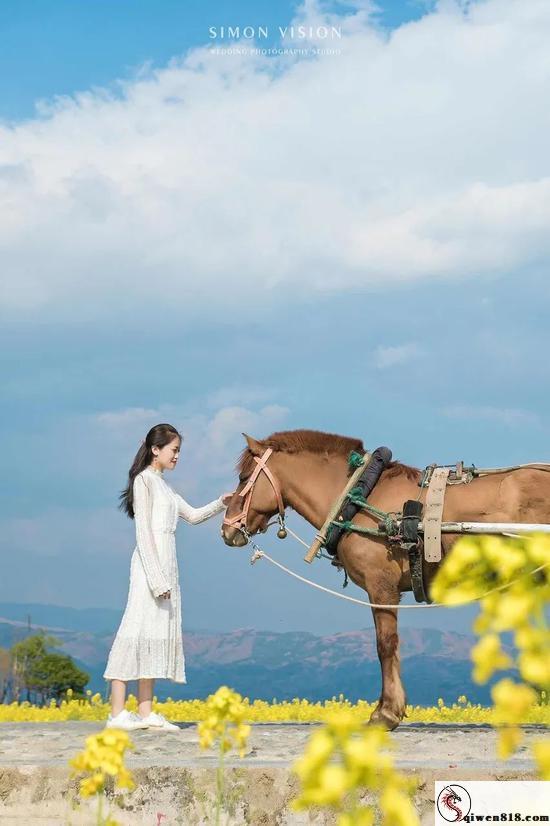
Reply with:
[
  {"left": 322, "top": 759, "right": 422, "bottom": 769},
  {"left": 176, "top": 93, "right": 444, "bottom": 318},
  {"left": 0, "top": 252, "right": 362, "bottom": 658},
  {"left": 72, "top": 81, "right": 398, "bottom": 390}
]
[{"left": 118, "top": 423, "right": 182, "bottom": 519}]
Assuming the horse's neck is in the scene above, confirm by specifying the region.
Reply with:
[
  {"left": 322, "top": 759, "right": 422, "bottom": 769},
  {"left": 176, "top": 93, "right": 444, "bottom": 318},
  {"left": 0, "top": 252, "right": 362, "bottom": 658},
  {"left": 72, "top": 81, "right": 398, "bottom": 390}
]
[{"left": 277, "top": 452, "right": 350, "bottom": 529}]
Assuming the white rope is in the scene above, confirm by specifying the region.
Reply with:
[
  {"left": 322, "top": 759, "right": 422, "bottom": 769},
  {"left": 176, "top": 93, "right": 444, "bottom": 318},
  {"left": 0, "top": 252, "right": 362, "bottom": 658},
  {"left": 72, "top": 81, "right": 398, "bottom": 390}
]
[
  {"left": 284, "top": 523, "right": 311, "bottom": 549},
  {"left": 250, "top": 548, "right": 443, "bottom": 608},
  {"left": 249, "top": 545, "right": 550, "bottom": 610}
]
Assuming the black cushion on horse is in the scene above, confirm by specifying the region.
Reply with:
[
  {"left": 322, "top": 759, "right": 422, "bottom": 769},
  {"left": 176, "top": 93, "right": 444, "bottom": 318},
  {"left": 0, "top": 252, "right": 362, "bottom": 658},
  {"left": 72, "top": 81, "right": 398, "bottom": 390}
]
[{"left": 324, "top": 446, "right": 393, "bottom": 556}]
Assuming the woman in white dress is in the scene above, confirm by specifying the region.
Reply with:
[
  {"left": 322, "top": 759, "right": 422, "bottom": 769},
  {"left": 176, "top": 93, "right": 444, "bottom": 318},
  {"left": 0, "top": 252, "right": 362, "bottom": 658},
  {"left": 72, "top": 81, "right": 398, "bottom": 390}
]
[{"left": 103, "top": 423, "right": 233, "bottom": 731}]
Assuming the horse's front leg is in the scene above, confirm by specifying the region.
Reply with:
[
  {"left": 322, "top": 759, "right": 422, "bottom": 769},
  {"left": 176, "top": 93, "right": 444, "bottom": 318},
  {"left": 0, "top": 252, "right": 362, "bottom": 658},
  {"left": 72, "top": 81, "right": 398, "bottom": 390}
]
[
  {"left": 340, "top": 540, "right": 407, "bottom": 731},
  {"left": 368, "top": 601, "right": 407, "bottom": 731}
]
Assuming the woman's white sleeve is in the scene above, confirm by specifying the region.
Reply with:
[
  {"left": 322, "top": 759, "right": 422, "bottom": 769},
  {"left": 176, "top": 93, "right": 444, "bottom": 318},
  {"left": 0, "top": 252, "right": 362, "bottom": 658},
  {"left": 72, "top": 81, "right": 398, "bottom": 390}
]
[
  {"left": 133, "top": 474, "right": 171, "bottom": 597},
  {"left": 174, "top": 492, "right": 226, "bottom": 524}
]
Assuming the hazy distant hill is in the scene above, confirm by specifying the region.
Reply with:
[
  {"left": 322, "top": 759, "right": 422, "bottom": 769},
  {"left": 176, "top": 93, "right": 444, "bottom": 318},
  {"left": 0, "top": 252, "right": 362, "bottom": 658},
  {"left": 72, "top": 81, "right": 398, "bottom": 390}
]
[
  {"left": 0, "top": 602, "right": 123, "bottom": 635},
  {"left": 0, "top": 602, "right": 503, "bottom": 705}
]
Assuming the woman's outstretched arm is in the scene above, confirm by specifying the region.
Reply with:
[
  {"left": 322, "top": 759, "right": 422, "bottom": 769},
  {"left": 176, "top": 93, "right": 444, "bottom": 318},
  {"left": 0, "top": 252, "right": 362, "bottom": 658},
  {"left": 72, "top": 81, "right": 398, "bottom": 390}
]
[
  {"left": 133, "top": 474, "right": 171, "bottom": 597},
  {"left": 174, "top": 492, "right": 226, "bottom": 524}
]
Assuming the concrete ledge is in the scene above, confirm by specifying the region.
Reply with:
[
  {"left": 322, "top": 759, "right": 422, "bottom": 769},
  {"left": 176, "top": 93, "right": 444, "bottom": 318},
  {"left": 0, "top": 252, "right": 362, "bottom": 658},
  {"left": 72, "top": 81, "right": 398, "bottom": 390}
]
[{"left": 0, "top": 723, "right": 543, "bottom": 825}]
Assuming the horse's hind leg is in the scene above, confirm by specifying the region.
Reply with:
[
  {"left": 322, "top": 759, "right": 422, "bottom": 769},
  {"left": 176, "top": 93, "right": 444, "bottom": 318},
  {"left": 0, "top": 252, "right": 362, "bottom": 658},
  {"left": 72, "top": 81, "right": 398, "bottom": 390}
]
[{"left": 369, "top": 600, "right": 407, "bottom": 731}]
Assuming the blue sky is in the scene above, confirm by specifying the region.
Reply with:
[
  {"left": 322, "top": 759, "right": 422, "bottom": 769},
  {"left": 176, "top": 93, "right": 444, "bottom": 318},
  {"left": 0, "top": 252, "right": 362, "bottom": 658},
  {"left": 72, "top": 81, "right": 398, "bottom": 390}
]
[
  {"left": 0, "top": 0, "right": 427, "bottom": 121},
  {"left": 1, "top": 0, "right": 549, "bottom": 637}
]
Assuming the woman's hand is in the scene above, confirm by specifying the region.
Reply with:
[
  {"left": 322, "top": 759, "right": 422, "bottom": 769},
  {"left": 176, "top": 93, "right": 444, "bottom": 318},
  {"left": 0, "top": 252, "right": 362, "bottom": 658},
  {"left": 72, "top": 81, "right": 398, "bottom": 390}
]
[
  {"left": 221, "top": 491, "right": 235, "bottom": 506},
  {"left": 159, "top": 590, "right": 171, "bottom": 600}
]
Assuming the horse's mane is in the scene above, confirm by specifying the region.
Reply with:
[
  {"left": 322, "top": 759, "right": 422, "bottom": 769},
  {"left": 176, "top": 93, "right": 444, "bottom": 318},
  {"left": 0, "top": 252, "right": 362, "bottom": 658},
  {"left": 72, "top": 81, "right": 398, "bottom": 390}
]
[{"left": 236, "top": 428, "right": 420, "bottom": 481}]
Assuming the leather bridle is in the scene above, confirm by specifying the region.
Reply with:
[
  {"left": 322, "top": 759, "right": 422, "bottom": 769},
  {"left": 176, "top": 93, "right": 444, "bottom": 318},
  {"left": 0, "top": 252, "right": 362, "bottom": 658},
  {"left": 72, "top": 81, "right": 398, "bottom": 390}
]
[{"left": 222, "top": 447, "right": 287, "bottom": 540}]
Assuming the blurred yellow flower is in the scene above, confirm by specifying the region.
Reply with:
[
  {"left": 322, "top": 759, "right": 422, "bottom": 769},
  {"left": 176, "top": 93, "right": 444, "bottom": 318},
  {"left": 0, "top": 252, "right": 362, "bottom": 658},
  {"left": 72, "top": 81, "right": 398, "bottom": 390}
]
[
  {"left": 197, "top": 685, "right": 250, "bottom": 758},
  {"left": 517, "top": 651, "right": 550, "bottom": 687},
  {"left": 430, "top": 533, "right": 549, "bottom": 776},
  {"left": 496, "top": 726, "right": 523, "bottom": 760},
  {"left": 293, "top": 729, "right": 334, "bottom": 779},
  {"left": 471, "top": 634, "right": 513, "bottom": 684},
  {"left": 492, "top": 679, "right": 538, "bottom": 719},
  {"left": 533, "top": 740, "right": 550, "bottom": 780},
  {"left": 338, "top": 810, "right": 374, "bottom": 826},
  {"left": 380, "top": 784, "right": 419, "bottom": 826},
  {"left": 290, "top": 710, "right": 419, "bottom": 824},
  {"left": 308, "top": 764, "right": 351, "bottom": 806},
  {"left": 69, "top": 727, "right": 135, "bottom": 798},
  {"left": 490, "top": 592, "right": 535, "bottom": 631}
]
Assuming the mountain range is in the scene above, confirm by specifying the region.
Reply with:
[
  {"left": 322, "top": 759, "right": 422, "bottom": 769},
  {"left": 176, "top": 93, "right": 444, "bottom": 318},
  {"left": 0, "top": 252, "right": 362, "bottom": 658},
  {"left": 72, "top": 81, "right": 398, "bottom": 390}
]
[{"left": 0, "top": 601, "right": 508, "bottom": 705}]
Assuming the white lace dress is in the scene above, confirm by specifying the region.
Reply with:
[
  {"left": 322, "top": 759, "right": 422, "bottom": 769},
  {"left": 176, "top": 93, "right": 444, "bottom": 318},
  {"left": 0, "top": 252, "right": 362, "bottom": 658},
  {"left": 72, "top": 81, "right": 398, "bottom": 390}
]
[{"left": 103, "top": 465, "right": 225, "bottom": 683}]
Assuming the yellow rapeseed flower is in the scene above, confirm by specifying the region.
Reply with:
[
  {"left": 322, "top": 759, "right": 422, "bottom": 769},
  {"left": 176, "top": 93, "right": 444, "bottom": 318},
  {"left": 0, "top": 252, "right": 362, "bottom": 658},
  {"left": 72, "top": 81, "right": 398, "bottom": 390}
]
[
  {"left": 533, "top": 740, "right": 550, "bottom": 780},
  {"left": 481, "top": 537, "right": 526, "bottom": 580},
  {"left": 525, "top": 534, "right": 550, "bottom": 568},
  {"left": 196, "top": 686, "right": 251, "bottom": 758},
  {"left": 496, "top": 726, "right": 523, "bottom": 760},
  {"left": 471, "top": 634, "right": 512, "bottom": 684},
  {"left": 1, "top": 691, "right": 548, "bottom": 725},
  {"left": 338, "top": 810, "right": 374, "bottom": 826},
  {"left": 309, "top": 764, "right": 351, "bottom": 806},
  {"left": 380, "top": 784, "right": 419, "bottom": 826},
  {"left": 489, "top": 592, "right": 535, "bottom": 631},
  {"left": 491, "top": 678, "right": 538, "bottom": 721},
  {"left": 290, "top": 710, "right": 419, "bottom": 824},
  {"left": 517, "top": 650, "right": 550, "bottom": 687},
  {"left": 69, "top": 727, "right": 135, "bottom": 798},
  {"left": 491, "top": 678, "right": 539, "bottom": 760}
]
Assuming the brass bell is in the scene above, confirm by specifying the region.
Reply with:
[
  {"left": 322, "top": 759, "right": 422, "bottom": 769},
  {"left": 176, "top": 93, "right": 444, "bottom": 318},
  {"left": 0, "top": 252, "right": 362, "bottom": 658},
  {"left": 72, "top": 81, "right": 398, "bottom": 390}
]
[{"left": 277, "top": 527, "right": 287, "bottom": 539}]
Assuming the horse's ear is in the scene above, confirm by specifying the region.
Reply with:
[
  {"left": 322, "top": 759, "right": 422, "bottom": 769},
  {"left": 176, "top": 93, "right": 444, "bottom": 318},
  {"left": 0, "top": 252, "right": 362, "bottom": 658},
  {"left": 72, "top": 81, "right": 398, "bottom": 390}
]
[{"left": 242, "top": 433, "right": 263, "bottom": 455}]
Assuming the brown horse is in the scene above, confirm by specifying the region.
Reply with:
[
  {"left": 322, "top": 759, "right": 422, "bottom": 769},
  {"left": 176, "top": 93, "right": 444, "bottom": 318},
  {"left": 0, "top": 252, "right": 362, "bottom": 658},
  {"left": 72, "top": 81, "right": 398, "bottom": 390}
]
[{"left": 221, "top": 428, "right": 550, "bottom": 729}]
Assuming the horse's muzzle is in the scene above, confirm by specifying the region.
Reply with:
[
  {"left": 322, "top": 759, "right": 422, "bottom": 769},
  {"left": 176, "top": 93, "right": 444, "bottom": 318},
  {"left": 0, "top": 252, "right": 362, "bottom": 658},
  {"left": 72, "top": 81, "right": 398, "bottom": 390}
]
[{"left": 221, "top": 524, "right": 248, "bottom": 547}]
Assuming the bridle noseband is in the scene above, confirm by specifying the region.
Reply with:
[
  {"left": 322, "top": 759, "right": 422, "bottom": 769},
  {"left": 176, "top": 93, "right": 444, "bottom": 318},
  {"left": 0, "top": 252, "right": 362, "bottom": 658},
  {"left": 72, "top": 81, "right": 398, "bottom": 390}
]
[{"left": 222, "top": 447, "right": 287, "bottom": 541}]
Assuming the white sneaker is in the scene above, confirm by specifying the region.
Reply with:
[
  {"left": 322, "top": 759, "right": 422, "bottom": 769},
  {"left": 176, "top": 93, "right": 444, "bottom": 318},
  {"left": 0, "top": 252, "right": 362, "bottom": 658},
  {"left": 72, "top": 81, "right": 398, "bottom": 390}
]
[
  {"left": 138, "top": 711, "right": 180, "bottom": 731},
  {"left": 106, "top": 709, "right": 150, "bottom": 730}
]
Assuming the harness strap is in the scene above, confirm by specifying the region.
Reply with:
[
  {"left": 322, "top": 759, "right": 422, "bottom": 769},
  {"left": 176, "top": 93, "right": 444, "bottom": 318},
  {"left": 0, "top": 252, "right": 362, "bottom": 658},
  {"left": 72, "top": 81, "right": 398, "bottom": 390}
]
[
  {"left": 423, "top": 467, "right": 450, "bottom": 563},
  {"left": 223, "top": 447, "right": 285, "bottom": 532}
]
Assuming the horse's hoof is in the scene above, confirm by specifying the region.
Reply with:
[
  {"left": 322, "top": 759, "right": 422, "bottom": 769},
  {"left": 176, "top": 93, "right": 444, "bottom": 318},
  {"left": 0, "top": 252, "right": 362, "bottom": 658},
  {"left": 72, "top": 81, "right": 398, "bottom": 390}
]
[{"left": 368, "top": 708, "right": 401, "bottom": 731}]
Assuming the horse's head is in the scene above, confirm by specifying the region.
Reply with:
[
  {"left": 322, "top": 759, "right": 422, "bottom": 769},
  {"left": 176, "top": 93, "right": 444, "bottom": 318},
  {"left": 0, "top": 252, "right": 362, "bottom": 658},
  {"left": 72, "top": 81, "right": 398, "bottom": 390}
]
[{"left": 221, "top": 433, "right": 285, "bottom": 547}]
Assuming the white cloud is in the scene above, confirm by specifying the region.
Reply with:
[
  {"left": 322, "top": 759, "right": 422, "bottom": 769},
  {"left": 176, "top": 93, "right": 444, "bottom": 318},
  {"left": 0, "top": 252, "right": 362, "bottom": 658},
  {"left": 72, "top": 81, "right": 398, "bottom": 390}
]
[
  {"left": 372, "top": 342, "right": 422, "bottom": 368},
  {"left": 203, "top": 404, "right": 289, "bottom": 452},
  {"left": 441, "top": 404, "right": 540, "bottom": 427},
  {"left": 1, "top": 0, "right": 550, "bottom": 320},
  {"left": 92, "top": 399, "right": 290, "bottom": 490},
  {"left": 96, "top": 407, "right": 161, "bottom": 427}
]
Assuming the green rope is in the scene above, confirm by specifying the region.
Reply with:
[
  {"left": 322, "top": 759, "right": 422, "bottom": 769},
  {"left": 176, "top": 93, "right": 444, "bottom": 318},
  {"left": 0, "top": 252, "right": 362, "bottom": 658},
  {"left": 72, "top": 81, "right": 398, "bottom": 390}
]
[
  {"left": 330, "top": 516, "right": 400, "bottom": 538},
  {"left": 346, "top": 488, "right": 365, "bottom": 506},
  {"left": 346, "top": 487, "right": 391, "bottom": 522},
  {"left": 329, "top": 519, "right": 385, "bottom": 537},
  {"left": 382, "top": 513, "right": 399, "bottom": 536},
  {"left": 348, "top": 450, "right": 365, "bottom": 469}
]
